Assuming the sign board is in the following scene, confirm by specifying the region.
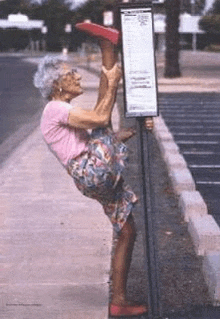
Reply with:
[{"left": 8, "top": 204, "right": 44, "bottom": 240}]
[
  {"left": 119, "top": 3, "right": 158, "bottom": 117},
  {"left": 103, "top": 11, "right": 114, "bottom": 26}
]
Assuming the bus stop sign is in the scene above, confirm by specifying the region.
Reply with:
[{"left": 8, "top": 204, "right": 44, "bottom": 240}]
[{"left": 119, "top": 2, "right": 158, "bottom": 118}]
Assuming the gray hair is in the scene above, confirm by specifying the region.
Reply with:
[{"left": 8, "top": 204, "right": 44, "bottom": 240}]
[{"left": 33, "top": 55, "right": 70, "bottom": 99}]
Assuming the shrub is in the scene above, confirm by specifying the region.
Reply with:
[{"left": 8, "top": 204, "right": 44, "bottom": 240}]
[
  {"left": 199, "top": 14, "right": 220, "bottom": 35},
  {"left": 0, "top": 28, "right": 29, "bottom": 51}
]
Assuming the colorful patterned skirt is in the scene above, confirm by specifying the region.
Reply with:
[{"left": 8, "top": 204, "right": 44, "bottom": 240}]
[{"left": 67, "top": 128, "right": 138, "bottom": 233}]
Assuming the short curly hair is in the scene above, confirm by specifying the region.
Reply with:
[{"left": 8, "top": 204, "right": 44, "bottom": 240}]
[{"left": 33, "top": 55, "right": 71, "bottom": 99}]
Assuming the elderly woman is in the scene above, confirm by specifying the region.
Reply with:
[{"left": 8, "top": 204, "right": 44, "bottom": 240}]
[{"left": 34, "top": 23, "right": 149, "bottom": 317}]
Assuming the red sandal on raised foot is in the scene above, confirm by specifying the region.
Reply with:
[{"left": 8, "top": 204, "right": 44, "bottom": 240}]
[
  {"left": 75, "top": 22, "right": 120, "bottom": 45},
  {"left": 109, "top": 303, "right": 148, "bottom": 317}
]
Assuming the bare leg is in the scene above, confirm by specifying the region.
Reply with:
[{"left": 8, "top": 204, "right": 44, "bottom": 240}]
[
  {"left": 96, "top": 42, "right": 137, "bottom": 303},
  {"left": 95, "top": 40, "right": 118, "bottom": 108},
  {"left": 95, "top": 41, "right": 136, "bottom": 140},
  {"left": 111, "top": 215, "right": 136, "bottom": 305}
]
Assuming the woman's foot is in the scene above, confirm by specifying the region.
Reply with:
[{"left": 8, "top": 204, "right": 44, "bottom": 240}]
[
  {"left": 115, "top": 128, "right": 136, "bottom": 142},
  {"left": 75, "top": 22, "right": 120, "bottom": 45},
  {"left": 109, "top": 301, "right": 148, "bottom": 317}
]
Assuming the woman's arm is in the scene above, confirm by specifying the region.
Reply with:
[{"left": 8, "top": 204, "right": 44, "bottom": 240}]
[
  {"left": 68, "top": 65, "right": 121, "bottom": 130},
  {"left": 68, "top": 84, "right": 118, "bottom": 129}
]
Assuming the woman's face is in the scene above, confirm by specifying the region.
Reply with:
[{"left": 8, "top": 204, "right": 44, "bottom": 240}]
[{"left": 59, "top": 64, "right": 83, "bottom": 98}]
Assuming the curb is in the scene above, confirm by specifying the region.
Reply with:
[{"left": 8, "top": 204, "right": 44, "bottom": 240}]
[
  {"left": 153, "top": 114, "right": 220, "bottom": 306},
  {"left": 203, "top": 251, "right": 220, "bottom": 306}
]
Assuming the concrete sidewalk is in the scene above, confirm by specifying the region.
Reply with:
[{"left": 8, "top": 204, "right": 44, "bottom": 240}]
[
  {"left": 0, "top": 66, "right": 115, "bottom": 318},
  {"left": 156, "top": 50, "right": 220, "bottom": 93}
]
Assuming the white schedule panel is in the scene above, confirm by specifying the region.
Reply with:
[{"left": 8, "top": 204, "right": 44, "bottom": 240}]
[{"left": 120, "top": 5, "right": 158, "bottom": 117}]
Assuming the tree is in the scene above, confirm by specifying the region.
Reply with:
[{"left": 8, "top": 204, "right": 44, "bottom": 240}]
[
  {"left": 73, "top": 0, "right": 115, "bottom": 25},
  {"left": 200, "top": 14, "right": 220, "bottom": 34},
  {"left": 71, "top": 0, "right": 116, "bottom": 49},
  {"left": 180, "top": 0, "right": 205, "bottom": 14},
  {"left": 212, "top": 0, "right": 220, "bottom": 13},
  {"left": 0, "top": 1, "right": 33, "bottom": 51},
  {"left": 164, "top": 0, "right": 181, "bottom": 78},
  {"left": 0, "top": 0, "right": 31, "bottom": 18},
  {"left": 30, "top": 0, "right": 74, "bottom": 51},
  {"left": 199, "top": 0, "right": 220, "bottom": 46}
]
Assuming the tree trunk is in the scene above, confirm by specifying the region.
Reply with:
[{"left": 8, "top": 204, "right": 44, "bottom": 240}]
[{"left": 164, "top": 0, "right": 181, "bottom": 78}]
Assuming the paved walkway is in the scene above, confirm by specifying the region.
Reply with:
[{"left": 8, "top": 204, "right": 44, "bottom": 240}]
[
  {"left": 156, "top": 50, "right": 220, "bottom": 93},
  {"left": 0, "top": 66, "right": 115, "bottom": 319}
]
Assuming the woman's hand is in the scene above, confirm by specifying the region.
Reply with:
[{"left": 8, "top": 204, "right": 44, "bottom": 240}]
[
  {"left": 115, "top": 127, "right": 136, "bottom": 142},
  {"left": 102, "top": 64, "right": 122, "bottom": 88},
  {"left": 144, "top": 117, "right": 154, "bottom": 131}
]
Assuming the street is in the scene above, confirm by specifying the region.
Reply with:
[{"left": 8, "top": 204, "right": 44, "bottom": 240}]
[
  {"left": 0, "top": 56, "right": 43, "bottom": 165},
  {"left": 159, "top": 93, "right": 220, "bottom": 226}
]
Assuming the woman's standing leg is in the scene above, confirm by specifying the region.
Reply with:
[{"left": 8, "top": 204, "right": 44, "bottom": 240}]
[
  {"left": 109, "top": 214, "right": 148, "bottom": 316},
  {"left": 111, "top": 215, "right": 136, "bottom": 305},
  {"left": 96, "top": 39, "right": 147, "bottom": 316}
]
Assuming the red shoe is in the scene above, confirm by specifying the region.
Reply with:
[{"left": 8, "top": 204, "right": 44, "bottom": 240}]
[
  {"left": 75, "top": 22, "right": 120, "bottom": 45},
  {"left": 109, "top": 303, "right": 148, "bottom": 317}
]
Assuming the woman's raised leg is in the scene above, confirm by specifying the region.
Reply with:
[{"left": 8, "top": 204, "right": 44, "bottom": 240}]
[
  {"left": 95, "top": 40, "right": 118, "bottom": 107},
  {"left": 95, "top": 40, "right": 136, "bottom": 140}
]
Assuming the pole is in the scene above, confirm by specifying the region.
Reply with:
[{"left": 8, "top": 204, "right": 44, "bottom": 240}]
[
  {"left": 138, "top": 118, "right": 161, "bottom": 319},
  {"left": 191, "top": 0, "right": 196, "bottom": 15},
  {"left": 117, "top": 0, "right": 161, "bottom": 316},
  {"left": 192, "top": 33, "right": 197, "bottom": 52},
  {"left": 190, "top": 0, "right": 197, "bottom": 52}
]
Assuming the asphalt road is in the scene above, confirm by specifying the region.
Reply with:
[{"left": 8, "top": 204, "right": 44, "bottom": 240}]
[
  {"left": 0, "top": 56, "right": 44, "bottom": 166},
  {"left": 159, "top": 93, "right": 220, "bottom": 227}
]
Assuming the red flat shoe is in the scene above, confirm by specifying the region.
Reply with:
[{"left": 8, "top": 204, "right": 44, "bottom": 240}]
[
  {"left": 75, "top": 22, "right": 120, "bottom": 45},
  {"left": 109, "top": 303, "right": 148, "bottom": 317}
]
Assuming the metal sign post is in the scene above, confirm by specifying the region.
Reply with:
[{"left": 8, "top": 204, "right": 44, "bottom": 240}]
[{"left": 119, "top": 2, "right": 161, "bottom": 318}]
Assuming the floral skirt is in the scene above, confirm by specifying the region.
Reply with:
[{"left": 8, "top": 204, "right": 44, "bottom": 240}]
[{"left": 67, "top": 128, "right": 138, "bottom": 233}]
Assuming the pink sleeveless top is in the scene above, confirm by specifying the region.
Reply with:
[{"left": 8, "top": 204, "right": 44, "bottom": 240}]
[{"left": 41, "top": 101, "right": 89, "bottom": 167}]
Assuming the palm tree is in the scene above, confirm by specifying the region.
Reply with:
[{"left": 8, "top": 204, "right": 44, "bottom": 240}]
[{"left": 164, "top": 0, "right": 181, "bottom": 78}]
